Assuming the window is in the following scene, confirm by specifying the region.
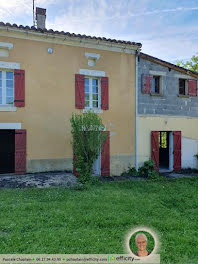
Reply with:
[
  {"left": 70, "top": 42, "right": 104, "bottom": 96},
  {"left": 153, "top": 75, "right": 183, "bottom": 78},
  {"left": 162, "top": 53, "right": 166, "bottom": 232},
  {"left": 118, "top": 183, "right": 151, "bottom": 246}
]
[
  {"left": 0, "top": 70, "right": 14, "bottom": 105},
  {"left": 179, "top": 79, "right": 186, "bottom": 95},
  {"left": 85, "top": 77, "right": 100, "bottom": 109},
  {"left": 152, "top": 76, "right": 160, "bottom": 94},
  {"left": 142, "top": 74, "right": 163, "bottom": 95},
  {"left": 75, "top": 74, "right": 108, "bottom": 110}
]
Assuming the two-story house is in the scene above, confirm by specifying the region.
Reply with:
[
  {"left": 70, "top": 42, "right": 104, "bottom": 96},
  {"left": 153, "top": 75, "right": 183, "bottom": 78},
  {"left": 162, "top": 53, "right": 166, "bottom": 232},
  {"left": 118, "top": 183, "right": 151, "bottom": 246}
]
[
  {"left": 0, "top": 8, "right": 141, "bottom": 176},
  {"left": 138, "top": 53, "right": 198, "bottom": 171}
]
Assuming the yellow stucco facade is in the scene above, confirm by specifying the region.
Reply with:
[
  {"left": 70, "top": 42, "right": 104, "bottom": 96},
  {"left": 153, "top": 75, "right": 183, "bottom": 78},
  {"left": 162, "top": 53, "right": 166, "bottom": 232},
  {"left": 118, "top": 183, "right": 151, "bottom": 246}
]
[
  {"left": 0, "top": 30, "right": 138, "bottom": 175},
  {"left": 138, "top": 115, "right": 198, "bottom": 169}
]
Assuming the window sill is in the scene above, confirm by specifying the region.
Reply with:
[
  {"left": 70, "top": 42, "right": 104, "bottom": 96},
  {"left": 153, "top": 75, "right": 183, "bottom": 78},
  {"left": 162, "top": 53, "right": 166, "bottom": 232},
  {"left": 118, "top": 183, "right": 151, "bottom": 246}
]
[
  {"left": 0, "top": 106, "right": 17, "bottom": 111},
  {"left": 177, "top": 94, "right": 189, "bottom": 98},
  {"left": 150, "top": 93, "right": 163, "bottom": 97},
  {"left": 83, "top": 108, "right": 103, "bottom": 114}
]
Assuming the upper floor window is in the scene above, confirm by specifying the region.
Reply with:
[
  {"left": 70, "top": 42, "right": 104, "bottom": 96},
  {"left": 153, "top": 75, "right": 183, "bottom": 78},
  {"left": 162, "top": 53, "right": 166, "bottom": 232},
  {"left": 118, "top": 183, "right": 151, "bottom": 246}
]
[
  {"left": 178, "top": 78, "right": 197, "bottom": 97},
  {"left": 142, "top": 74, "right": 162, "bottom": 95},
  {"left": 152, "top": 76, "right": 160, "bottom": 94},
  {"left": 85, "top": 77, "right": 100, "bottom": 109},
  {"left": 75, "top": 74, "right": 108, "bottom": 110},
  {"left": 179, "top": 79, "right": 186, "bottom": 95},
  {"left": 0, "top": 71, "right": 14, "bottom": 105}
]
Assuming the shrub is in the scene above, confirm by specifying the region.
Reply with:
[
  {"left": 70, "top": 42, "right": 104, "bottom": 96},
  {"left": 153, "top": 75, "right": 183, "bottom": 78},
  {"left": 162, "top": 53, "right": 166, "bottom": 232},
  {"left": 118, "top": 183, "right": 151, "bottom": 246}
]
[
  {"left": 147, "top": 170, "right": 161, "bottom": 180},
  {"left": 138, "top": 160, "right": 155, "bottom": 178},
  {"left": 121, "top": 160, "right": 161, "bottom": 180},
  {"left": 70, "top": 111, "right": 106, "bottom": 184},
  {"left": 121, "top": 166, "right": 138, "bottom": 177},
  {"left": 194, "top": 154, "right": 198, "bottom": 159}
]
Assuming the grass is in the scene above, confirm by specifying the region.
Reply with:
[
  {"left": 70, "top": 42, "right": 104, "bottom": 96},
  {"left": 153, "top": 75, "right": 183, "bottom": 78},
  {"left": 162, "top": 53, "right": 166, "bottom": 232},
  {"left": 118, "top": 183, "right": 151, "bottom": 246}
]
[{"left": 0, "top": 177, "right": 198, "bottom": 264}]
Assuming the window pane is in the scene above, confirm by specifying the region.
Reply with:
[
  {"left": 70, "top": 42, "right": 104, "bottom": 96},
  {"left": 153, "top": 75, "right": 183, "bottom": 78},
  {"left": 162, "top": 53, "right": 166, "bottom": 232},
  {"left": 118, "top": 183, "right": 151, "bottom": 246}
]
[
  {"left": 92, "top": 79, "right": 98, "bottom": 86},
  {"left": 85, "top": 78, "right": 89, "bottom": 86},
  {"left": 6, "top": 80, "right": 13, "bottom": 88},
  {"left": 93, "top": 94, "right": 98, "bottom": 101},
  {"left": 155, "top": 76, "right": 160, "bottom": 94},
  {"left": 92, "top": 86, "right": 98, "bottom": 93},
  {"left": 0, "top": 87, "right": 2, "bottom": 104},
  {"left": 93, "top": 101, "right": 98, "bottom": 108},
  {"left": 152, "top": 78, "right": 155, "bottom": 93},
  {"left": 6, "top": 72, "right": 13, "bottom": 79},
  {"left": 85, "top": 94, "right": 89, "bottom": 100},
  {"left": 85, "top": 86, "right": 89, "bottom": 93},
  {"left": 6, "top": 88, "right": 14, "bottom": 97},
  {"left": 6, "top": 97, "right": 14, "bottom": 104},
  {"left": 85, "top": 101, "right": 89, "bottom": 107},
  {"left": 179, "top": 79, "right": 185, "bottom": 95},
  {"left": 0, "top": 72, "right": 2, "bottom": 88}
]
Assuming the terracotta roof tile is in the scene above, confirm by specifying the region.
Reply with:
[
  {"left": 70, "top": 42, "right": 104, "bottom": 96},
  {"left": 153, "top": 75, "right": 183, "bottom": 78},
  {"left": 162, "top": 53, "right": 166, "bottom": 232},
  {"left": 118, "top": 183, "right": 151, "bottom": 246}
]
[{"left": 0, "top": 21, "right": 142, "bottom": 47}]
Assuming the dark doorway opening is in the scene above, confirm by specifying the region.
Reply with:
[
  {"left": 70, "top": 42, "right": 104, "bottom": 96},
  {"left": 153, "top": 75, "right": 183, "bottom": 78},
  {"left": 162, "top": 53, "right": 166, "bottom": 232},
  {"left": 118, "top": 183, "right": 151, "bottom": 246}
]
[
  {"left": 159, "top": 131, "right": 169, "bottom": 170},
  {"left": 0, "top": 130, "right": 15, "bottom": 174}
]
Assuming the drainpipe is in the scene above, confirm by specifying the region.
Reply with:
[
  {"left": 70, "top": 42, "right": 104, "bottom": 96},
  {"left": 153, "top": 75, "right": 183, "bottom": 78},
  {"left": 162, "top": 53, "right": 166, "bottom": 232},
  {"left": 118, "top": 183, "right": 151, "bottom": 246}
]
[{"left": 135, "top": 49, "right": 140, "bottom": 171}]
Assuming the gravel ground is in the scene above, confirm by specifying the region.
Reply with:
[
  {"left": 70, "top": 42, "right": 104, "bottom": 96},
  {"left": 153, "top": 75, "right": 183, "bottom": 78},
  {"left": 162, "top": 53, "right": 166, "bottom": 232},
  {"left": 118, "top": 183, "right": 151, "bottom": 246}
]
[
  {"left": 0, "top": 171, "right": 77, "bottom": 189},
  {"left": 0, "top": 170, "right": 197, "bottom": 189}
]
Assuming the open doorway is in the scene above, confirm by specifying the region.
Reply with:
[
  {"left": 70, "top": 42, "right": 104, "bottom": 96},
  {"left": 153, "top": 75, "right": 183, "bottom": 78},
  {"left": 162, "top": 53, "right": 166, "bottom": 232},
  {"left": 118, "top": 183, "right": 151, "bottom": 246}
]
[
  {"left": 159, "top": 131, "right": 169, "bottom": 170},
  {"left": 92, "top": 152, "right": 101, "bottom": 176},
  {"left": 0, "top": 130, "right": 15, "bottom": 174},
  {"left": 152, "top": 131, "right": 181, "bottom": 172},
  {"left": 159, "top": 131, "right": 174, "bottom": 172},
  {"left": 152, "top": 131, "right": 175, "bottom": 172}
]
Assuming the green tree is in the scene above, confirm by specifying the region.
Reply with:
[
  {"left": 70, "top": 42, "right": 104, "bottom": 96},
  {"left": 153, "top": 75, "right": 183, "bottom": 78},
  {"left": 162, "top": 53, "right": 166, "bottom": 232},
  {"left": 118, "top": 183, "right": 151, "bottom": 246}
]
[
  {"left": 70, "top": 111, "right": 106, "bottom": 184},
  {"left": 176, "top": 53, "right": 198, "bottom": 73}
]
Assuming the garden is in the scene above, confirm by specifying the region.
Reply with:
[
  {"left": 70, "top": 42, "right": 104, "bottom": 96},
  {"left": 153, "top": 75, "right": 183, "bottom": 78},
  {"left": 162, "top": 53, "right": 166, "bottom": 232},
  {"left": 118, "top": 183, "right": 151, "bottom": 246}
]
[{"left": 0, "top": 177, "right": 198, "bottom": 264}]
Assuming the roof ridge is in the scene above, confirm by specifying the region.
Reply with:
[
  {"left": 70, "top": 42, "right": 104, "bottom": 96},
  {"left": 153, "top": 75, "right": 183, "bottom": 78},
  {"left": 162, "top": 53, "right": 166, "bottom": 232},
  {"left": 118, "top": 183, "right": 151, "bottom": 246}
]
[
  {"left": 0, "top": 21, "right": 142, "bottom": 47},
  {"left": 140, "top": 52, "right": 198, "bottom": 77}
]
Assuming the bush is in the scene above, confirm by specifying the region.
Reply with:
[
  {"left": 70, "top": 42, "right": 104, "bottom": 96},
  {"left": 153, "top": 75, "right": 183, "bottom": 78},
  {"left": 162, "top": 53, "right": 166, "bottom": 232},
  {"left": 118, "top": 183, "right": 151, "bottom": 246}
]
[
  {"left": 70, "top": 111, "right": 106, "bottom": 184},
  {"left": 147, "top": 170, "right": 161, "bottom": 180},
  {"left": 138, "top": 160, "right": 155, "bottom": 178},
  {"left": 120, "top": 160, "right": 162, "bottom": 180},
  {"left": 121, "top": 166, "right": 138, "bottom": 177},
  {"left": 194, "top": 154, "right": 198, "bottom": 159}
]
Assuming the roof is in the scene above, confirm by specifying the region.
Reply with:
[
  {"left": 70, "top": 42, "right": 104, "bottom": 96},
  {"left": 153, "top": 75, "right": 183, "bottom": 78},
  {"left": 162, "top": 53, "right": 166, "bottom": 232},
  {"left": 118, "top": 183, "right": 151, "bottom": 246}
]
[
  {"left": 140, "top": 52, "right": 198, "bottom": 79},
  {"left": 0, "top": 22, "right": 142, "bottom": 48}
]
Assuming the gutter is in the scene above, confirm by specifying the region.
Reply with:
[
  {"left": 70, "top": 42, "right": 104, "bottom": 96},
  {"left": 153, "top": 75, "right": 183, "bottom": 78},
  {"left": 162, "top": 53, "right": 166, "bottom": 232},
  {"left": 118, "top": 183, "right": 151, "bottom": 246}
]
[
  {"left": 135, "top": 49, "right": 140, "bottom": 171},
  {"left": 0, "top": 26, "right": 142, "bottom": 54}
]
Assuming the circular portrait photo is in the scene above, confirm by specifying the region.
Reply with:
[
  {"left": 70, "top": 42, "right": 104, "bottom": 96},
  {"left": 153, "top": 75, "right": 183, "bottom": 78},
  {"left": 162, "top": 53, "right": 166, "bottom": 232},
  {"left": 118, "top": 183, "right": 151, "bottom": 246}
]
[{"left": 129, "top": 231, "right": 155, "bottom": 257}]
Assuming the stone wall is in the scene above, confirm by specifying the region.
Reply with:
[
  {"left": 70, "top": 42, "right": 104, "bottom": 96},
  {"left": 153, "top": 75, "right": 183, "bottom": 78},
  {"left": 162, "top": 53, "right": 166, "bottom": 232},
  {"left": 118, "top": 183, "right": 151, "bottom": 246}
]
[{"left": 138, "top": 57, "right": 198, "bottom": 117}]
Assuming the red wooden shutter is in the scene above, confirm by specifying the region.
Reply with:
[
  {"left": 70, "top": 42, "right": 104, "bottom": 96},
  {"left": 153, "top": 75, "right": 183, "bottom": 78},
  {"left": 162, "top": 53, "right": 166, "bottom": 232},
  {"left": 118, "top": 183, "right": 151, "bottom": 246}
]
[
  {"left": 188, "top": 79, "right": 197, "bottom": 96},
  {"left": 151, "top": 131, "right": 159, "bottom": 171},
  {"left": 173, "top": 131, "right": 181, "bottom": 171},
  {"left": 101, "top": 77, "right": 109, "bottom": 110},
  {"left": 15, "top": 129, "right": 26, "bottom": 174},
  {"left": 75, "top": 74, "right": 85, "bottom": 109},
  {"left": 101, "top": 131, "right": 110, "bottom": 176},
  {"left": 14, "top": 69, "right": 25, "bottom": 107},
  {"left": 142, "top": 74, "right": 152, "bottom": 94}
]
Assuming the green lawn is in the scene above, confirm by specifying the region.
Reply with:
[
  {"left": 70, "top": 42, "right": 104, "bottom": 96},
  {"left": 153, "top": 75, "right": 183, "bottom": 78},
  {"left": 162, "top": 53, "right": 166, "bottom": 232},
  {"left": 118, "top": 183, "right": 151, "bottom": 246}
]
[{"left": 0, "top": 178, "right": 198, "bottom": 264}]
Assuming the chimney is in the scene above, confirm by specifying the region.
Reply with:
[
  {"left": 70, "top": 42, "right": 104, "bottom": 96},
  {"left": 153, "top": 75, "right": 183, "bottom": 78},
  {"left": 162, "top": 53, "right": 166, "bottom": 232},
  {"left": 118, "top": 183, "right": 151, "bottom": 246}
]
[{"left": 36, "top": 7, "right": 46, "bottom": 29}]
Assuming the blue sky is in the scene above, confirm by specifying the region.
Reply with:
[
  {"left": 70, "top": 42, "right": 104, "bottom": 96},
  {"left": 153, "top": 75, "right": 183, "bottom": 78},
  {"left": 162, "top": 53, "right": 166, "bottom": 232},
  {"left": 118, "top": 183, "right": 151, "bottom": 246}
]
[{"left": 0, "top": 0, "right": 197, "bottom": 62}]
